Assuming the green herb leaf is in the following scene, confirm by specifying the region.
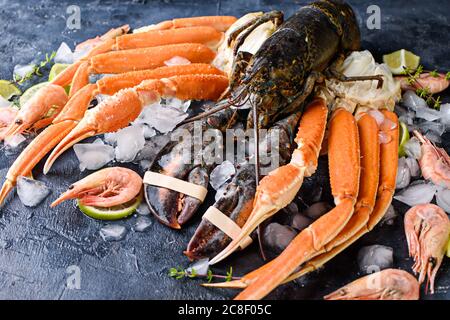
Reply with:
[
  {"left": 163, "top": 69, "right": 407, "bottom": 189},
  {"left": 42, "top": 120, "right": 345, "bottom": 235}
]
[{"left": 225, "top": 267, "right": 233, "bottom": 282}]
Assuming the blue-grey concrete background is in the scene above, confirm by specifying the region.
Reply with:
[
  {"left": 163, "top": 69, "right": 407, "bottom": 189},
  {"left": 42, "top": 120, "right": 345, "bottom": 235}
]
[{"left": 0, "top": 0, "right": 449, "bottom": 300}]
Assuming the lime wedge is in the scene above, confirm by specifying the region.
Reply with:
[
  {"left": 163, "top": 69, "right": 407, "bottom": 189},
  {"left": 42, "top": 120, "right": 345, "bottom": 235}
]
[
  {"left": 0, "top": 80, "right": 21, "bottom": 100},
  {"left": 78, "top": 193, "right": 142, "bottom": 220},
  {"left": 398, "top": 121, "right": 410, "bottom": 157},
  {"left": 48, "top": 63, "right": 70, "bottom": 82},
  {"left": 383, "top": 49, "right": 420, "bottom": 75},
  {"left": 49, "top": 64, "right": 71, "bottom": 94},
  {"left": 19, "top": 82, "right": 49, "bottom": 107}
]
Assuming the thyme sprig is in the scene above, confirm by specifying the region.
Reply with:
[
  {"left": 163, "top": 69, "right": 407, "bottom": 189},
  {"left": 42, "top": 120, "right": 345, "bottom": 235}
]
[
  {"left": 169, "top": 266, "right": 237, "bottom": 283},
  {"left": 14, "top": 51, "right": 56, "bottom": 85},
  {"left": 401, "top": 65, "right": 447, "bottom": 109}
]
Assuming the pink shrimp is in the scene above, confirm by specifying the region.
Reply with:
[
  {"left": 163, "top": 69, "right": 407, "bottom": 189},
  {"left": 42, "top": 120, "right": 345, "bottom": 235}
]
[
  {"left": 397, "top": 72, "right": 450, "bottom": 94},
  {"left": 404, "top": 204, "right": 450, "bottom": 294},
  {"left": 0, "top": 106, "right": 18, "bottom": 140},
  {"left": 414, "top": 131, "right": 450, "bottom": 189},
  {"left": 51, "top": 167, "right": 142, "bottom": 208},
  {"left": 325, "top": 269, "right": 420, "bottom": 300}
]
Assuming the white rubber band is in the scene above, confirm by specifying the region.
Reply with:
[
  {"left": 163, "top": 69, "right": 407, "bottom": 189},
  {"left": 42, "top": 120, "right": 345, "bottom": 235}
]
[
  {"left": 203, "top": 206, "right": 253, "bottom": 249},
  {"left": 143, "top": 171, "right": 208, "bottom": 202}
]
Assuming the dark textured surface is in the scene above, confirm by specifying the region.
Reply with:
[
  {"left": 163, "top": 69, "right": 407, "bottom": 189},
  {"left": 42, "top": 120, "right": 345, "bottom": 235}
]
[{"left": 0, "top": 0, "right": 449, "bottom": 300}]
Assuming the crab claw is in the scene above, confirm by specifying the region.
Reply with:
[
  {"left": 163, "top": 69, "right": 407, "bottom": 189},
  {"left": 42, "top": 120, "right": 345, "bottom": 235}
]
[
  {"left": 3, "top": 84, "right": 68, "bottom": 139},
  {"left": 324, "top": 269, "right": 420, "bottom": 300},
  {"left": 209, "top": 98, "right": 328, "bottom": 265},
  {"left": 51, "top": 167, "right": 142, "bottom": 208},
  {"left": 43, "top": 74, "right": 229, "bottom": 174}
]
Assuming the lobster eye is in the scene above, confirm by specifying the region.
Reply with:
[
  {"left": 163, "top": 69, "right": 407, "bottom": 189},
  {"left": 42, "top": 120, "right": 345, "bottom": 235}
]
[
  {"left": 68, "top": 185, "right": 75, "bottom": 190},
  {"left": 15, "top": 119, "right": 23, "bottom": 125}
]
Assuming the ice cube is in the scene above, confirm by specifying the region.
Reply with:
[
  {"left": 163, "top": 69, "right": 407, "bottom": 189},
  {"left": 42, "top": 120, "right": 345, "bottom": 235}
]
[
  {"left": 99, "top": 224, "right": 127, "bottom": 241},
  {"left": 436, "top": 188, "right": 450, "bottom": 213},
  {"left": 186, "top": 258, "right": 209, "bottom": 276},
  {"left": 4, "top": 133, "right": 26, "bottom": 149},
  {"left": 139, "top": 160, "right": 152, "bottom": 171},
  {"left": 209, "top": 160, "right": 235, "bottom": 190},
  {"left": 164, "top": 56, "right": 191, "bottom": 66},
  {"left": 425, "top": 132, "right": 442, "bottom": 144},
  {"left": 73, "top": 139, "right": 114, "bottom": 171},
  {"left": 402, "top": 90, "right": 428, "bottom": 111},
  {"left": 415, "top": 106, "right": 441, "bottom": 121},
  {"left": 142, "top": 125, "right": 156, "bottom": 139},
  {"left": 141, "top": 102, "right": 189, "bottom": 133},
  {"left": 394, "top": 180, "right": 437, "bottom": 206},
  {"left": 405, "top": 157, "right": 420, "bottom": 177},
  {"left": 133, "top": 216, "right": 152, "bottom": 232},
  {"left": 103, "top": 132, "right": 117, "bottom": 146},
  {"left": 403, "top": 137, "right": 422, "bottom": 159},
  {"left": 164, "top": 98, "right": 191, "bottom": 113},
  {"left": 114, "top": 125, "right": 145, "bottom": 162},
  {"left": 440, "top": 103, "right": 450, "bottom": 129},
  {"left": 357, "top": 245, "right": 393, "bottom": 274},
  {"left": 16, "top": 176, "right": 51, "bottom": 207},
  {"left": 0, "top": 96, "right": 11, "bottom": 108},
  {"left": 136, "top": 202, "right": 150, "bottom": 216},
  {"left": 214, "top": 183, "right": 229, "bottom": 201},
  {"left": 396, "top": 157, "right": 411, "bottom": 189},
  {"left": 416, "top": 121, "right": 445, "bottom": 136},
  {"left": 13, "top": 63, "right": 36, "bottom": 80},
  {"left": 54, "top": 42, "right": 74, "bottom": 64}
]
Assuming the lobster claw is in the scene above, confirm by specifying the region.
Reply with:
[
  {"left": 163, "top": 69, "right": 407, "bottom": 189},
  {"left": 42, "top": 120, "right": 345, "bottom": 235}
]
[
  {"left": 185, "top": 163, "right": 256, "bottom": 260},
  {"left": 143, "top": 121, "right": 222, "bottom": 229}
]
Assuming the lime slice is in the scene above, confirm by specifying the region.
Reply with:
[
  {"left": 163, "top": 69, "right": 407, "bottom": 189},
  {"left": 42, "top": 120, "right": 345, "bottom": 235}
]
[
  {"left": 48, "top": 63, "right": 70, "bottom": 82},
  {"left": 0, "top": 80, "right": 21, "bottom": 100},
  {"left": 19, "top": 81, "right": 49, "bottom": 107},
  {"left": 383, "top": 49, "right": 420, "bottom": 75},
  {"left": 398, "top": 121, "right": 410, "bottom": 157},
  {"left": 78, "top": 193, "right": 142, "bottom": 220}
]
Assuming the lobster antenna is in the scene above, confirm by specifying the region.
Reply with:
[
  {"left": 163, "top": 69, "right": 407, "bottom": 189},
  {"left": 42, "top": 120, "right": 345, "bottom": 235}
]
[
  {"left": 180, "top": 87, "right": 250, "bottom": 125},
  {"left": 250, "top": 96, "right": 267, "bottom": 262}
]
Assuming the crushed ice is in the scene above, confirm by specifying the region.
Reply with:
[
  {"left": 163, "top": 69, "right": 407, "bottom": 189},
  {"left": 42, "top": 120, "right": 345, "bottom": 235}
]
[
  {"left": 16, "top": 176, "right": 51, "bottom": 207},
  {"left": 73, "top": 138, "right": 114, "bottom": 171},
  {"left": 99, "top": 224, "right": 127, "bottom": 241}
]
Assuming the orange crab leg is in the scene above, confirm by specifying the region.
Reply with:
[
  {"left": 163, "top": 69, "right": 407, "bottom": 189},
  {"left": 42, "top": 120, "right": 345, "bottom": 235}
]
[
  {"left": 96, "top": 63, "right": 224, "bottom": 95},
  {"left": 50, "top": 25, "right": 130, "bottom": 87},
  {"left": 149, "top": 16, "right": 237, "bottom": 32},
  {"left": 88, "top": 43, "right": 216, "bottom": 74},
  {"left": 285, "top": 111, "right": 398, "bottom": 283},
  {"left": 43, "top": 74, "right": 229, "bottom": 174},
  {"left": 115, "top": 26, "right": 223, "bottom": 50},
  {"left": 231, "top": 108, "right": 360, "bottom": 300},
  {"left": 209, "top": 98, "right": 328, "bottom": 265}
]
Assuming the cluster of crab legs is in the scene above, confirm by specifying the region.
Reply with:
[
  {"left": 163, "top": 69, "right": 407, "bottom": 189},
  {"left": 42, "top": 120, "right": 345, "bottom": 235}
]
[
  {"left": 1, "top": 0, "right": 449, "bottom": 300},
  {"left": 0, "top": 16, "right": 238, "bottom": 203}
]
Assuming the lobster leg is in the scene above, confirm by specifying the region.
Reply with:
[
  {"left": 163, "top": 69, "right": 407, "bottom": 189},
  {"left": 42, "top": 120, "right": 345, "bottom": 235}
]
[
  {"left": 209, "top": 98, "right": 328, "bottom": 265},
  {"left": 43, "top": 74, "right": 229, "bottom": 173}
]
